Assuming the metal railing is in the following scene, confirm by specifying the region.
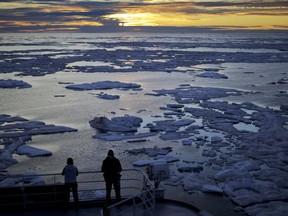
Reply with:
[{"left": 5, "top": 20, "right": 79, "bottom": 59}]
[
  {"left": 107, "top": 185, "right": 155, "bottom": 216},
  {"left": 0, "top": 169, "right": 155, "bottom": 215}
]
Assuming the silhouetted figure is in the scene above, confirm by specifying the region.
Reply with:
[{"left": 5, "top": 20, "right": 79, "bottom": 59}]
[
  {"left": 62, "top": 157, "right": 79, "bottom": 206},
  {"left": 101, "top": 150, "right": 122, "bottom": 203}
]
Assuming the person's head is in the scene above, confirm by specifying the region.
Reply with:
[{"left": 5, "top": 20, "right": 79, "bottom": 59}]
[
  {"left": 107, "top": 150, "right": 114, "bottom": 157},
  {"left": 67, "top": 158, "right": 74, "bottom": 165}
]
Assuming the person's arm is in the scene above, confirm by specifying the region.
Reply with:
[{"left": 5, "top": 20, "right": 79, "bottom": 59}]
[
  {"left": 61, "top": 167, "right": 65, "bottom": 175},
  {"left": 101, "top": 161, "right": 105, "bottom": 173},
  {"left": 76, "top": 167, "right": 79, "bottom": 176},
  {"left": 118, "top": 160, "right": 122, "bottom": 172}
]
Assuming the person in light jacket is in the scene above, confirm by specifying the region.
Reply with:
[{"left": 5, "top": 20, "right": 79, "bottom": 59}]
[
  {"left": 101, "top": 150, "right": 122, "bottom": 203},
  {"left": 62, "top": 158, "right": 79, "bottom": 206}
]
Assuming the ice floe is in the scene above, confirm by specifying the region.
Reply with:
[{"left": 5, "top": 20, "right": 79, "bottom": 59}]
[
  {"left": 219, "top": 178, "right": 288, "bottom": 206},
  {"left": 89, "top": 115, "right": 143, "bottom": 132},
  {"left": 0, "top": 114, "right": 77, "bottom": 170},
  {"left": 0, "top": 79, "right": 32, "bottom": 89},
  {"left": 152, "top": 86, "right": 247, "bottom": 103},
  {"left": 133, "top": 155, "right": 180, "bottom": 167},
  {"left": 93, "top": 132, "right": 158, "bottom": 141},
  {"left": 196, "top": 72, "right": 228, "bottom": 79},
  {"left": 16, "top": 145, "right": 52, "bottom": 157},
  {"left": 96, "top": 92, "right": 120, "bottom": 100},
  {"left": 125, "top": 147, "right": 172, "bottom": 157},
  {"left": 183, "top": 173, "right": 222, "bottom": 193},
  {"left": 66, "top": 80, "right": 141, "bottom": 91},
  {"left": 245, "top": 201, "right": 288, "bottom": 216}
]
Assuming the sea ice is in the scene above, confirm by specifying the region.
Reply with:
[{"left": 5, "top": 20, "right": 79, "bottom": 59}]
[
  {"left": 152, "top": 86, "right": 245, "bottom": 103},
  {"left": 253, "top": 168, "right": 288, "bottom": 188},
  {"left": 146, "top": 85, "right": 288, "bottom": 215},
  {"left": 177, "top": 165, "right": 203, "bottom": 173},
  {"left": 1, "top": 34, "right": 288, "bottom": 216},
  {"left": 196, "top": 72, "right": 228, "bottom": 79},
  {"left": 0, "top": 114, "right": 77, "bottom": 170},
  {"left": 0, "top": 139, "right": 25, "bottom": 170},
  {"left": 202, "top": 184, "right": 223, "bottom": 194},
  {"left": 0, "top": 171, "right": 45, "bottom": 187},
  {"left": 22, "top": 171, "right": 45, "bottom": 185},
  {"left": 148, "top": 119, "right": 195, "bottom": 132},
  {"left": 133, "top": 159, "right": 166, "bottom": 167},
  {"left": 0, "top": 79, "right": 32, "bottom": 89},
  {"left": 93, "top": 132, "right": 158, "bottom": 141},
  {"left": 133, "top": 156, "right": 179, "bottom": 167},
  {"left": 96, "top": 92, "right": 120, "bottom": 100},
  {"left": 16, "top": 145, "right": 52, "bottom": 157},
  {"left": 183, "top": 173, "right": 220, "bottom": 193},
  {"left": 245, "top": 201, "right": 288, "bottom": 216},
  {"left": 66, "top": 80, "right": 141, "bottom": 91},
  {"left": 219, "top": 178, "right": 288, "bottom": 206},
  {"left": 89, "top": 115, "right": 143, "bottom": 132},
  {"left": 126, "top": 147, "right": 172, "bottom": 156}
]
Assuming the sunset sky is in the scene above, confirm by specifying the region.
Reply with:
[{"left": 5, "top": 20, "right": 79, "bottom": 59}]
[{"left": 0, "top": 0, "right": 287, "bottom": 32}]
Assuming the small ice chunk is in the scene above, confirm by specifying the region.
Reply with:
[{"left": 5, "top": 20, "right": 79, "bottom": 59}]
[
  {"left": 196, "top": 72, "right": 228, "bottom": 79},
  {"left": 202, "top": 184, "right": 223, "bottom": 194},
  {"left": 211, "top": 136, "right": 223, "bottom": 143},
  {"left": 97, "top": 92, "right": 120, "bottom": 100}
]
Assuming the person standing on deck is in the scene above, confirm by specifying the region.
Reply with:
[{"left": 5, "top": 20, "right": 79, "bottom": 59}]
[
  {"left": 101, "top": 150, "right": 122, "bottom": 203},
  {"left": 62, "top": 157, "right": 79, "bottom": 206}
]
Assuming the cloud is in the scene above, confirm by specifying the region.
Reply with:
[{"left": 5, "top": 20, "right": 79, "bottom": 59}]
[{"left": 0, "top": 0, "right": 287, "bottom": 32}]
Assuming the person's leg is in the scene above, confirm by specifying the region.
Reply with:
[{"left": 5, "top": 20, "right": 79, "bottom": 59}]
[
  {"left": 113, "top": 178, "right": 121, "bottom": 202},
  {"left": 64, "top": 183, "right": 71, "bottom": 205},
  {"left": 71, "top": 183, "right": 79, "bottom": 204},
  {"left": 106, "top": 180, "right": 112, "bottom": 202}
]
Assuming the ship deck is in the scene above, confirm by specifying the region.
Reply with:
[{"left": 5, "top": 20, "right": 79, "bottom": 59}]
[{"left": 2, "top": 199, "right": 210, "bottom": 216}]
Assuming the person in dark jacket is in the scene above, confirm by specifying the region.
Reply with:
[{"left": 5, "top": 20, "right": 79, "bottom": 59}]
[
  {"left": 101, "top": 150, "right": 122, "bottom": 202},
  {"left": 62, "top": 158, "right": 79, "bottom": 206}
]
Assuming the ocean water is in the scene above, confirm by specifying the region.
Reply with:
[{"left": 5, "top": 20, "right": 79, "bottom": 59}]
[{"left": 0, "top": 31, "right": 288, "bottom": 216}]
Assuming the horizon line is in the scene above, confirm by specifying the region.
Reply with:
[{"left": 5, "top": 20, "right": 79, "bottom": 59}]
[{"left": 1, "top": 26, "right": 288, "bottom": 34}]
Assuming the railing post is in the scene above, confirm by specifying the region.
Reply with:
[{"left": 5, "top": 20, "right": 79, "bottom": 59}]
[
  {"left": 133, "top": 197, "right": 136, "bottom": 216},
  {"left": 152, "top": 188, "right": 155, "bottom": 216},
  {"left": 21, "top": 175, "right": 26, "bottom": 209},
  {"left": 53, "top": 174, "right": 56, "bottom": 202}
]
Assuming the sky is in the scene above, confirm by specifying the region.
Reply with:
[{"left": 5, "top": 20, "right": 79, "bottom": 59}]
[{"left": 0, "top": 0, "right": 287, "bottom": 32}]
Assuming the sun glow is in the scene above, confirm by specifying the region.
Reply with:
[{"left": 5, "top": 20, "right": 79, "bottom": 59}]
[
  {"left": 104, "top": 12, "right": 159, "bottom": 26},
  {"left": 103, "top": 2, "right": 288, "bottom": 30}
]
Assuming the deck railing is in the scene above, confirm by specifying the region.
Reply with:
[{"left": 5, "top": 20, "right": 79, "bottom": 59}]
[
  {"left": 0, "top": 169, "right": 155, "bottom": 214},
  {"left": 107, "top": 185, "right": 155, "bottom": 216}
]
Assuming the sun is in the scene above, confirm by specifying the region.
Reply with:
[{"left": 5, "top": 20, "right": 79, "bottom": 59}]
[{"left": 104, "top": 12, "right": 158, "bottom": 27}]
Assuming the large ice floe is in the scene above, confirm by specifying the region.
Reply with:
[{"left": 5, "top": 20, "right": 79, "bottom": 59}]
[
  {"left": 0, "top": 114, "right": 77, "bottom": 170},
  {"left": 65, "top": 80, "right": 141, "bottom": 91},
  {"left": 0, "top": 79, "right": 32, "bottom": 89},
  {"left": 89, "top": 84, "right": 288, "bottom": 216},
  {"left": 89, "top": 115, "right": 158, "bottom": 141}
]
